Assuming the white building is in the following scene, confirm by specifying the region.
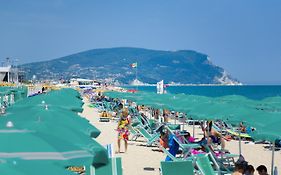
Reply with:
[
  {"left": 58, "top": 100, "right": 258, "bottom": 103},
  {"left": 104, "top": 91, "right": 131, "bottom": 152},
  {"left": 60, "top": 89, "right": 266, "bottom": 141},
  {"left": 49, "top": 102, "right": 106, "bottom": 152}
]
[
  {"left": 0, "top": 66, "right": 18, "bottom": 83},
  {"left": 70, "top": 78, "right": 100, "bottom": 89}
]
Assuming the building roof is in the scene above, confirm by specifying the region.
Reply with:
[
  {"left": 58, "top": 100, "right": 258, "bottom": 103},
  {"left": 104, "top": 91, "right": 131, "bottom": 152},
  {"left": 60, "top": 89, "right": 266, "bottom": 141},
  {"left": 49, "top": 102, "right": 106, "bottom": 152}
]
[{"left": 0, "top": 66, "right": 11, "bottom": 72}]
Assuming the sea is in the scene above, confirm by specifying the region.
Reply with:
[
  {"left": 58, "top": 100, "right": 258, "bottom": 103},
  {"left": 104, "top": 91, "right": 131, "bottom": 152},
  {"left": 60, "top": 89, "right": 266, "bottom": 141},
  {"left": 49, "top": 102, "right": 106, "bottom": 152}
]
[{"left": 123, "top": 85, "right": 281, "bottom": 100}]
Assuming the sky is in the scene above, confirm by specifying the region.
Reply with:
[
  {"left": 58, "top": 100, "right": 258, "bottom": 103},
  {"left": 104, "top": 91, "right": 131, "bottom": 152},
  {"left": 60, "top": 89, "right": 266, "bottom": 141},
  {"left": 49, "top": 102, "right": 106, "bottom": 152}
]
[{"left": 0, "top": 0, "right": 280, "bottom": 84}]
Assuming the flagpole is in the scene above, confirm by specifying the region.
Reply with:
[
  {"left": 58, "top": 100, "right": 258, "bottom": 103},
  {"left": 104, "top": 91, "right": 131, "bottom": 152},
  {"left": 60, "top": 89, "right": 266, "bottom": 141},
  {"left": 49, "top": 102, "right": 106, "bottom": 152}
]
[{"left": 136, "top": 62, "right": 138, "bottom": 91}]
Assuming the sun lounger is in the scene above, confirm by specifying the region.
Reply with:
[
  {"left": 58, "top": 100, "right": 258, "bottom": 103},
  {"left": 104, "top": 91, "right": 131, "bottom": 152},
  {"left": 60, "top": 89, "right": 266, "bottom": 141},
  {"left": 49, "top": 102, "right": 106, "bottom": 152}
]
[
  {"left": 195, "top": 154, "right": 232, "bottom": 175},
  {"left": 165, "top": 125, "right": 201, "bottom": 159},
  {"left": 159, "top": 145, "right": 179, "bottom": 161},
  {"left": 128, "top": 125, "right": 141, "bottom": 141},
  {"left": 226, "top": 129, "right": 251, "bottom": 139},
  {"left": 160, "top": 160, "right": 194, "bottom": 175},
  {"left": 93, "top": 157, "right": 123, "bottom": 175},
  {"left": 203, "top": 145, "right": 236, "bottom": 173},
  {"left": 167, "top": 124, "right": 181, "bottom": 130},
  {"left": 135, "top": 126, "right": 160, "bottom": 146},
  {"left": 158, "top": 144, "right": 194, "bottom": 162}
]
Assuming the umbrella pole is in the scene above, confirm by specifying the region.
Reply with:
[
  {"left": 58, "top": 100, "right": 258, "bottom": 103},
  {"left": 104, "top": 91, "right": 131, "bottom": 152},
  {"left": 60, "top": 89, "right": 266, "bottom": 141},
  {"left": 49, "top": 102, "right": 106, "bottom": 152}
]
[
  {"left": 193, "top": 120, "right": 195, "bottom": 138},
  {"left": 182, "top": 119, "right": 185, "bottom": 130},
  {"left": 238, "top": 130, "right": 242, "bottom": 155},
  {"left": 271, "top": 142, "right": 275, "bottom": 175},
  {"left": 149, "top": 108, "right": 152, "bottom": 120},
  {"left": 207, "top": 120, "right": 221, "bottom": 175}
]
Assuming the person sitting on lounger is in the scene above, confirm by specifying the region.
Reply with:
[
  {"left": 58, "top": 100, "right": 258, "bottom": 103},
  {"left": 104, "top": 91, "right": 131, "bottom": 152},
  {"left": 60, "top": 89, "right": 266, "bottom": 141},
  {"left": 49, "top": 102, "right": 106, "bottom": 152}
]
[
  {"left": 239, "top": 122, "right": 246, "bottom": 133},
  {"left": 204, "top": 121, "right": 226, "bottom": 150},
  {"left": 165, "top": 133, "right": 179, "bottom": 161},
  {"left": 160, "top": 129, "right": 169, "bottom": 149},
  {"left": 140, "top": 113, "right": 149, "bottom": 126}
]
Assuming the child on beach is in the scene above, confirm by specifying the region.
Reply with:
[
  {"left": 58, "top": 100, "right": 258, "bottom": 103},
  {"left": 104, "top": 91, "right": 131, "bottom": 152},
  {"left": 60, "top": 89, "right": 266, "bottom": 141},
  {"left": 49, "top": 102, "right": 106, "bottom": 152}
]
[{"left": 116, "top": 110, "right": 130, "bottom": 153}]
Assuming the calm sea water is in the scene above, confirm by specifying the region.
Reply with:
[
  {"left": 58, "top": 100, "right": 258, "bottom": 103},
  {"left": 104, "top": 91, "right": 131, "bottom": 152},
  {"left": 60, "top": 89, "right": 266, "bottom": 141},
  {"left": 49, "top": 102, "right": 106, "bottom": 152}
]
[{"left": 123, "top": 85, "right": 281, "bottom": 100}]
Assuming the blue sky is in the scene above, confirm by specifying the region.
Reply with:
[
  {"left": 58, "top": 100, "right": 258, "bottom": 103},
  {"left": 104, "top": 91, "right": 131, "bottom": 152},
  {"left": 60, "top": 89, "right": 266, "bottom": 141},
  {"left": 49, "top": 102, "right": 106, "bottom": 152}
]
[{"left": 0, "top": 0, "right": 280, "bottom": 84}]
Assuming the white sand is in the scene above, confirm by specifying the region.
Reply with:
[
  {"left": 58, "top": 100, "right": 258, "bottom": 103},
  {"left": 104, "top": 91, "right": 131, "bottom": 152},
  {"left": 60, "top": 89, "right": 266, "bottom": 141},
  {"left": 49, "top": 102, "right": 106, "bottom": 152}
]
[{"left": 81, "top": 98, "right": 281, "bottom": 175}]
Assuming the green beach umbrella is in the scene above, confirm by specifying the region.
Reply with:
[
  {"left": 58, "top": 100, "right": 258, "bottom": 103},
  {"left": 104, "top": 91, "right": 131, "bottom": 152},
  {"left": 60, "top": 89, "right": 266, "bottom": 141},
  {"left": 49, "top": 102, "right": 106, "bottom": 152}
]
[
  {"left": 0, "top": 159, "right": 77, "bottom": 175},
  {"left": 0, "top": 127, "right": 108, "bottom": 166},
  {"left": 4, "top": 107, "right": 101, "bottom": 138}
]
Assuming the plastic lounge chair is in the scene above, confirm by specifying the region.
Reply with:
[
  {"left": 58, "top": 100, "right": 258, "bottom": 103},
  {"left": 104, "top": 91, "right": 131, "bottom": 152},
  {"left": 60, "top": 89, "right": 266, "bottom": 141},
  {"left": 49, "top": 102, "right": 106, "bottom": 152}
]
[
  {"left": 203, "top": 146, "right": 235, "bottom": 173},
  {"left": 167, "top": 124, "right": 181, "bottom": 131},
  {"left": 128, "top": 125, "right": 141, "bottom": 141},
  {"left": 160, "top": 160, "right": 194, "bottom": 175},
  {"left": 196, "top": 154, "right": 217, "bottom": 175},
  {"left": 173, "top": 136, "right": 202, "bottom": 159},
  {"left": 196, "top": 154, "right": 232, "bottom": 175},
  {"left": 94, "top": 157, "right": 123, "bottom": 175},
  {"left": 135, "top": 126, "right": 160, "bottom": 146},
  {"left": 158, "top": 144, "right": 193, "bottom": 162},
  {"left": 165, "top": 126, "right": 201, "bottom": 158},
  {"left": 226, "top": 129, "right": 251, "bottom": 139}
]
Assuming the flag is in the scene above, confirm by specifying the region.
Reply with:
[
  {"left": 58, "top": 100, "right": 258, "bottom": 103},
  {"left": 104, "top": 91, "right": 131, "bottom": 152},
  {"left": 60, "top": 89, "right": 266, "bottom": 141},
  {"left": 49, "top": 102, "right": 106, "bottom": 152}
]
[{"left": 130, "top": 62, "right": 137, "bottom": 68}]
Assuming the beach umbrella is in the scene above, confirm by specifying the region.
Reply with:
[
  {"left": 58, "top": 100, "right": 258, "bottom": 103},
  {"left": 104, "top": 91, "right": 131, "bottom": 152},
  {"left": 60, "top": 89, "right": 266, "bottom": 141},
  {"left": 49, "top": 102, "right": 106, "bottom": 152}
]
[
  {"left": 15, "top": 89, "right": 84, "bottom": 110},
  {"left": 14, "top": 120, "right": 104, "bottom": 149},
  {"left": 249, "top": 120, "right": 281, "bottom": 175},
  {"left": 0, "top": 159, "right": 77, "bottom": 175},
  {"left": 5, "top": 105, "right": 101, "bottom": 138},
  {"left": 261, "top": 96, "right": 281, "bottom": 110},
  {"left": 0, "top": 127, "right": 108, "bottom": 166},
  {"left": 249, "top": 112, "right": 281, "bottom": 142}
]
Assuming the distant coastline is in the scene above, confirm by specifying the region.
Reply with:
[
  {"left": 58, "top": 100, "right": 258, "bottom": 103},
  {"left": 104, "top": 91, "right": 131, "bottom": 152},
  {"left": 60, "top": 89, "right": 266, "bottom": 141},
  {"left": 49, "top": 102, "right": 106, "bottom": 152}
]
[
  {"left": 122, "top": 85, "right": 281, "bottom": 100},
  {"left": 124, "top": 83, "right": 244, "bottom": 87}
]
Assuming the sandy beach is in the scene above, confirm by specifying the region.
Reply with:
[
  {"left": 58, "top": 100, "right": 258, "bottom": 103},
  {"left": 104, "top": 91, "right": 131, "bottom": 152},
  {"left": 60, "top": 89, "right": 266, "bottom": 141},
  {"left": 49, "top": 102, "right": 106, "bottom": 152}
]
[{"left": 81, "top": 97, "right": 281, "bottom": 175}]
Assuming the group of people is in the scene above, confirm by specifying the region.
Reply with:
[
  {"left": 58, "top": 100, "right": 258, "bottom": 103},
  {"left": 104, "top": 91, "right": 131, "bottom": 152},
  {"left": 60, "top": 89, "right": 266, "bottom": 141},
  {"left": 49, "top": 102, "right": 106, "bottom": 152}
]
[
  {"left": 96, "top": 95, "right": 274, "bottom": 174},
  {"left": 233, "top": 164, "right": 269, "bottom": 175}
]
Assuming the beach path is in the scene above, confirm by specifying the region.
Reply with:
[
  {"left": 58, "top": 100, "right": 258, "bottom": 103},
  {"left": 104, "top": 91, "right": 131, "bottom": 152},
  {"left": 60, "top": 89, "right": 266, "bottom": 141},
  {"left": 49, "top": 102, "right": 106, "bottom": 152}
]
[{"left": 81, "top": 98, "right": 165, "bottom": 175}]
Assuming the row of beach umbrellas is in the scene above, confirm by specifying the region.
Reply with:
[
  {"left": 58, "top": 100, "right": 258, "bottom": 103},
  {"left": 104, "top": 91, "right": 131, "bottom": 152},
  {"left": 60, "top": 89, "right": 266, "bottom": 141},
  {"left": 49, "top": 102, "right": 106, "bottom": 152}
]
[
  {"left": 0, "top": 88, "right": 108, "bottom": 175},
  {"left": 105, "top": 91, "right": 281, "bottom": 142}
]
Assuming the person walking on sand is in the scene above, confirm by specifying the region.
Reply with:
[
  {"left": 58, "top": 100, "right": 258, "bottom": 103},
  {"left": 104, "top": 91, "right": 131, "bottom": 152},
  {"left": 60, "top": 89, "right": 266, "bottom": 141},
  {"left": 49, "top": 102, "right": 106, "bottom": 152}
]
[{"left": 116, "top": 110, "right": 130, "bottom": 153}]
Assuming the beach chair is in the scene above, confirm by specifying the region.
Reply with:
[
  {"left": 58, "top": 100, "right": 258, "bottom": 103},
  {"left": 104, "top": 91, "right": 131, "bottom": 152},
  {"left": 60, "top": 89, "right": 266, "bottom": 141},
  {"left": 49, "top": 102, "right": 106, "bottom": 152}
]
[
  {"left": 135, "top": 126, "right": 160, "bottom": 146},
  {"left": 202, "top": 145, "right": 236, "bottom": 173},
  {"left": 195, "top": 154, "right": 232, "bottom": 175},
  {"left": 173, "top": 136, "right": 202, "bottom": 159},
  {"left": 167, "top": 124, "right": 181, "bottom": 131},
  {"left": 93, "top": 157, "right": 123, "bottom": 175},
  {"left": 128, "top": 125, "right": 141, "bottom": 141},
  {"left": 225, "top": 129, "right": 251, "bottom": 140},
  {"left": 160, "top": 160, "right": 194, "bottom": 175},
  {"left": 158, "top": 144, "right": 194, "bottom": 162},
  {"left": 159, "top": 145, "right": 179, "bottom": 161},
  {"left": 196, "top": 154, "right": 217, "bottom": 175},
  {"left": 165, "top": 126, "right": 202, "bottom": 159}
]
